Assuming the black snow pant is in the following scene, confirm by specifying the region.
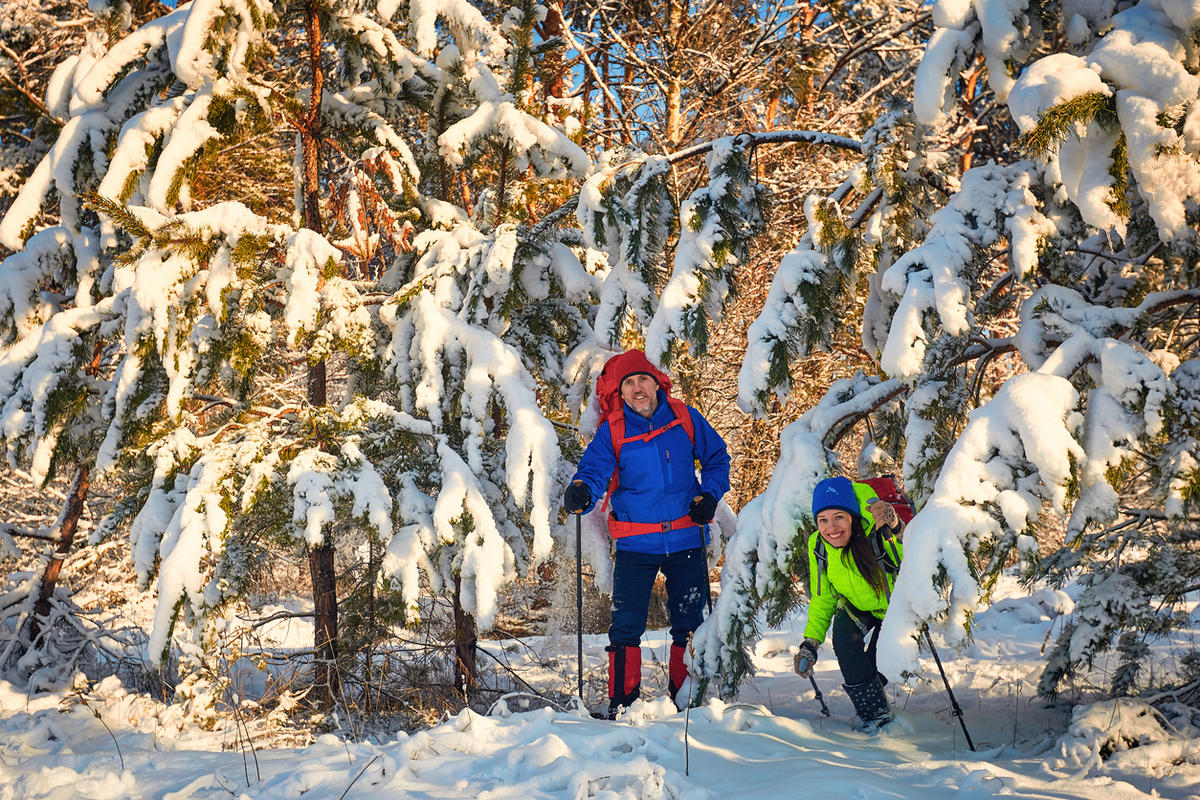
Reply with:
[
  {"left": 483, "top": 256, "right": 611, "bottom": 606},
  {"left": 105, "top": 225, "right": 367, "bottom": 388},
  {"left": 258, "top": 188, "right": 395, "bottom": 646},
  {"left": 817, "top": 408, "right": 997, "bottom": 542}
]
[
  {"left": 831, "top": 605, "right": 883, "bottom": 686},
  {"left": 832, "top": 605, "right": 892, "bottom": 725}
]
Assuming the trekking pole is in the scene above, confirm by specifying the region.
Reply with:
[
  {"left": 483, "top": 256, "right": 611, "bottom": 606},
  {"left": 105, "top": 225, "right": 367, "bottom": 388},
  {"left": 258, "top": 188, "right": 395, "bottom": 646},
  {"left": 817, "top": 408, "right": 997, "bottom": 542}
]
[
  {"left": 701, "top": 523, "right": 713, "bottom": 614},
  {"left": 923, "top": 627, "right": 976, "bottom": 751},
  {"left": 809, "top": 674, "right": 831, "bottom": 717},
  {"left": 575, "top": 511, "right": 584, "bottom": 702},
  {"left": 792, "top": 645, "right": 830, "bottom": 717}
]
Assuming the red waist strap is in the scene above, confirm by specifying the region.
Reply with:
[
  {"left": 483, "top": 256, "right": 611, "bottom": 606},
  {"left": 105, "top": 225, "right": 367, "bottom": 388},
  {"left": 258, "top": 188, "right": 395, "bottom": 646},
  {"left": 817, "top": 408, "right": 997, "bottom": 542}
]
[{"left": 607, "top": 514, "right": 697, "bottom": 539}]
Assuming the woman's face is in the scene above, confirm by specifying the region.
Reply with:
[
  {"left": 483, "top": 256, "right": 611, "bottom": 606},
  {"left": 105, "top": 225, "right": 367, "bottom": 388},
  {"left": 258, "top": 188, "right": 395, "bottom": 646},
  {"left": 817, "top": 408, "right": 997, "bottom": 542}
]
[{"left": 816, "top": 508, "right": 854, "bottom": 548}]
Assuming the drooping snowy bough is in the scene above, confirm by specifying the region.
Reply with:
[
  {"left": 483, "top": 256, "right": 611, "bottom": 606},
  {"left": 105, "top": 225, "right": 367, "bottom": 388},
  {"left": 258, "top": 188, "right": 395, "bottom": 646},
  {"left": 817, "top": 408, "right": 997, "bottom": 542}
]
[
  {"left": 696, "top": 0, "right": 1200, "bottom": 698},
  {"left": 0, "top": 0, "right": 603, "bottom": 680}
]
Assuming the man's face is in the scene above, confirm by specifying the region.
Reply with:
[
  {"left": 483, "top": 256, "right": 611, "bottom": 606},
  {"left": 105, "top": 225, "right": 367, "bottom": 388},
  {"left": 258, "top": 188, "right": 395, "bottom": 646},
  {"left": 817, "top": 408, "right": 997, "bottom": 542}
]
[
  {"left": 816, "top": 509, "right": 854, "bottom": 548},
  {"left": 620, "top": 373, "right": 659, "bottom": 418}
]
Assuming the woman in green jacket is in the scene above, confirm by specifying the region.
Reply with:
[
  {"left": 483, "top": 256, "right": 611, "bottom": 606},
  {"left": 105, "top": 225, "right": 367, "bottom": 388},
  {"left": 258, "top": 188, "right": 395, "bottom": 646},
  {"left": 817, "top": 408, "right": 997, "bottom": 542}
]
[{"left": 793, "top": 476, "right": 903, "bottom": 729}]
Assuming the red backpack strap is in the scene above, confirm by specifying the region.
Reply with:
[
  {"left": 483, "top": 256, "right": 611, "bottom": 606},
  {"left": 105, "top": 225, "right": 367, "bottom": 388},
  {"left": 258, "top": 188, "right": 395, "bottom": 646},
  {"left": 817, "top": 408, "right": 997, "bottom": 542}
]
[
  {"left": 666, "top": 398, "right": 694, "bottom": 446},
  {"left": 600, "top": 410, "right": 625, "bottom": 513}
]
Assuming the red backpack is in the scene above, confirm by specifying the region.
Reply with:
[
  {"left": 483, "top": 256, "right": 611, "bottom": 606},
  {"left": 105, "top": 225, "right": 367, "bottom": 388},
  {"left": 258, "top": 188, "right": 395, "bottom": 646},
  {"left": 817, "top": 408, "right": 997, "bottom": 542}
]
[
  {"left": 857, "top": 475, "right": 915, "bottom": 524},
  {"left": 594, "top": 350, "right": 695, "bottom": 516}
]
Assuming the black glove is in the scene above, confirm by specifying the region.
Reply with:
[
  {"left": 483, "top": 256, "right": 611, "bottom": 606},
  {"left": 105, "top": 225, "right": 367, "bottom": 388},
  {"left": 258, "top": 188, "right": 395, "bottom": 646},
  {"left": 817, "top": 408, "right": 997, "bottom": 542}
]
[
  {"left": 793, "top": 638, "right": 819, "bottom": 677},
  {"left": 688, "top": 493, "right": 718, "bottom": 525},
  {"left": 564, "top": 481, "right": 591, "bottom": 514}
]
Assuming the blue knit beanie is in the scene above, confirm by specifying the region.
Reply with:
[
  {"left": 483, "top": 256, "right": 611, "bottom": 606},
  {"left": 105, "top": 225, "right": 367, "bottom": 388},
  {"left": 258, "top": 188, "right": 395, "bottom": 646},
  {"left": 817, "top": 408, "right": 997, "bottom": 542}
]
[{"left": 812, "top": 476, "right": 859, "bottom": 519}]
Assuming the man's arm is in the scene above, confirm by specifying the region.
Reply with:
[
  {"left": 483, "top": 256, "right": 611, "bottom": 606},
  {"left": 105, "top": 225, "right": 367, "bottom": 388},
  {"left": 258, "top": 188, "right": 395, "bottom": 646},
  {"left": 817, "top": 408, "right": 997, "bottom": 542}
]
[
  {"left": 569, "top": 421, "right": 618, "bottom": 514},
  {"left": 688, "top": 407, "right": 731, "bottom": 500}
]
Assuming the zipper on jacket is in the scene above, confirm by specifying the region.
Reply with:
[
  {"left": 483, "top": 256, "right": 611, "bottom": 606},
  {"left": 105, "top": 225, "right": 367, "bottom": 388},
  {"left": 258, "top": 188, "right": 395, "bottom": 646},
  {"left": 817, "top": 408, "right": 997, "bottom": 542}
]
[{"left": 665, "top": 448, "right": 672, "bottom": 556}]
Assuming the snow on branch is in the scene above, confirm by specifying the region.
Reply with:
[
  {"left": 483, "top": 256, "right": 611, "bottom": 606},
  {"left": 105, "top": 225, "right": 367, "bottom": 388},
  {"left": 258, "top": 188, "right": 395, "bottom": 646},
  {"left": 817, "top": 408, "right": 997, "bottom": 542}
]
[
  {"left": 646, "top": 138, "right": 765, "bottom": 364},
  {"left": 173, "top": 0, "right": 269, "bottom": 89},
  {"left": 0, "top": 227, "right": 77, "bottom": 343},
  {"left": 405, "top": 0, "right": 506, "bottom": 60},
  {"left": 879, "top": 163, "right": 1054, "bottom": 381},
  {"left": 878, "top": 372, "right": 1084, "bottom": 676},
  {"left": 921, "top": 0, "right": 1200, "bottom": 243}
]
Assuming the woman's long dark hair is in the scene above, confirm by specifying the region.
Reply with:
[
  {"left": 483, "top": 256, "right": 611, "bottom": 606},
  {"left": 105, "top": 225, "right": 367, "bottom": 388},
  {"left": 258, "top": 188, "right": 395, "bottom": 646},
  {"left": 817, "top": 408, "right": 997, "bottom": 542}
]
[{"left": 839, "top": 517, "right": 889, "bottom": 598}]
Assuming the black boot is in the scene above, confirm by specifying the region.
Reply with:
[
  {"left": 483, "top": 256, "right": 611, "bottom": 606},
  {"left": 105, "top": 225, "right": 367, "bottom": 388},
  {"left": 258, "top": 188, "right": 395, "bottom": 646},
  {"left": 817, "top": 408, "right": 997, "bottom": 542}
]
[{"left": 843, "top": 676, "right": 892, "bottom": 730}]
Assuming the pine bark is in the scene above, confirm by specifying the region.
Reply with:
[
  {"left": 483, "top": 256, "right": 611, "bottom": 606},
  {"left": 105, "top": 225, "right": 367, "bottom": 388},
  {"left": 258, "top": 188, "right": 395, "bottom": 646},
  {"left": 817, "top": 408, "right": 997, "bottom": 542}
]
[
  {"left": 452, "top": 574, "right": 478, "bottom": 695},
  {"left": 664, "top": 0, "right": 685, "bottom": 146},
  {"left": 541, "top": 4, "right": 566, "bottom": 102},
  {"left": 27, "top": 466, "right": 90, "bottom": 642},
  {"left": 301, "top": 0, "right": 339, "bottom": 708}
]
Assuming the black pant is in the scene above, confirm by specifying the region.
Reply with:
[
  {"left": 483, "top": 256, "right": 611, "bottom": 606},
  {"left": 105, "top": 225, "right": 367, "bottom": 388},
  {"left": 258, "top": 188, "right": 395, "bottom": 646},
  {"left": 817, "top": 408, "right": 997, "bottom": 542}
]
[
  {"left": 831, "top": 606, "right": 881, "bottom": 685},
  {"left": 609, "top": 547, "right": 708, "bottom": 648}
]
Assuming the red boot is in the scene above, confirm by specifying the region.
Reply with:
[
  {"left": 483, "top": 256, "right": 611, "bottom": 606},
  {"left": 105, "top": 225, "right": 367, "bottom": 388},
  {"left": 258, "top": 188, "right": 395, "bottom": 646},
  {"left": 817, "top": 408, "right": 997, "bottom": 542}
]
[
  {"left": 606, "top": 644, "right": 641, "bottom": 717},
  {"left": 668, "top": 643, "right": 689, "bottom": 706}
]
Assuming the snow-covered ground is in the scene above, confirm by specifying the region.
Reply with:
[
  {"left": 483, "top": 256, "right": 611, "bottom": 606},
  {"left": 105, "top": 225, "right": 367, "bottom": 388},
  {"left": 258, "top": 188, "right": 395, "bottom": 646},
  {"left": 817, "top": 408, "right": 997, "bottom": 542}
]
[{"left": 1, "top": 574, "right": 1197, "bottom": 799}]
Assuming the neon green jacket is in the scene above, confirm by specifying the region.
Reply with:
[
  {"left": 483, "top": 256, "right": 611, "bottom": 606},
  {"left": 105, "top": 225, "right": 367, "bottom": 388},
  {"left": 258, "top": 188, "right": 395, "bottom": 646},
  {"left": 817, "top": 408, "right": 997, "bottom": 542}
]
[{"left": 803, "top": 481, "right": 904, "bottom": 643}]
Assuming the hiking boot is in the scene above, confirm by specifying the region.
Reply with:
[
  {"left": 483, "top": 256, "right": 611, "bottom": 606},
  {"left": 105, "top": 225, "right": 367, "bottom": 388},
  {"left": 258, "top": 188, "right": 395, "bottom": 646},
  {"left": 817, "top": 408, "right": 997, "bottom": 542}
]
[
  {"left": 843, "top": 676, "right": 892, "bottom": 730},
  {"left": 606, "top": 644, "right": 641, "bottom": 718},
  {"left": 668, "top": 643, "right": 689, "bottom": 709}
]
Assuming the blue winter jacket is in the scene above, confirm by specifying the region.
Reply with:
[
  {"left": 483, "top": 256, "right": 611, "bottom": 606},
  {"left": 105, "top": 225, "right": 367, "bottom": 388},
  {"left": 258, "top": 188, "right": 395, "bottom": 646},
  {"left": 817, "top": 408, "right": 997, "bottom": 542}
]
[{"left": 572, "top": 390, "right": 730, "bottom": 554}]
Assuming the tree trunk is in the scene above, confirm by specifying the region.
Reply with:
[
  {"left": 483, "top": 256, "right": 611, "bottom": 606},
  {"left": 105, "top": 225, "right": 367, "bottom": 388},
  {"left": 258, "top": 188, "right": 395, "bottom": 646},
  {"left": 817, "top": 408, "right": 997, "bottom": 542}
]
[
  {"left": 452, "top": 574, "right": 478, "bottom": 696},
  {"left": 664, "top": 0, "right": 684, "bottom": 146},
  {"left": 541, "top": 4, "right": 567, "bottom": 103},
  {"left": 301, "top": 0, "right": 339, "bottom": 708},
  {"left": 27, "top": 465, "right": 89, "bottom": 642},
  {"left": 308, "top": 540, "right": 339, "bottom": 704}
]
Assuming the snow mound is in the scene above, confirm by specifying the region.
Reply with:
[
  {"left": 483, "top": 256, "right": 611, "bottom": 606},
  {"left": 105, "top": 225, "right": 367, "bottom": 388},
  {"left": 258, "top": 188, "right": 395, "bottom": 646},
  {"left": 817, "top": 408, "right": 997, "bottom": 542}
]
[{"left": 1053, "top": 699, "right": 1193, "bottom": 779}]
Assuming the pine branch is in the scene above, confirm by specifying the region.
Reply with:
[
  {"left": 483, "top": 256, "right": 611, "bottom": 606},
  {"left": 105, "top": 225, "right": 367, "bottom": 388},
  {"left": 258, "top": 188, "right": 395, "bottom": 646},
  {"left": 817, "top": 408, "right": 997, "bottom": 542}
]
[
  {"left": 81, "top": 192, "right": 152, "bottom": 239},
  {"left": 1018, "top": 92, "right": 1116, "bottom": 158}
]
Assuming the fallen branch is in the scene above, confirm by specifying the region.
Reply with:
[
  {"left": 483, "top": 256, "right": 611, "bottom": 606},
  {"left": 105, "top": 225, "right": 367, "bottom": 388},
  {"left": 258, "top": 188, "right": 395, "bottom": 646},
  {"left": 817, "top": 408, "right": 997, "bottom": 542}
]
[{"left": 0, "top": 524, "right": 54, "bottom": 542}]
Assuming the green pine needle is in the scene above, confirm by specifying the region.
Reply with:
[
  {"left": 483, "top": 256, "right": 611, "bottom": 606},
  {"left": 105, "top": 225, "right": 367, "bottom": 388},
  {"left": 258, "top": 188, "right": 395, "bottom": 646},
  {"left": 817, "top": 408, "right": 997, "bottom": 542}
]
[{"left": 1018, "top": 92, "right": 1116, "bottom": 158}]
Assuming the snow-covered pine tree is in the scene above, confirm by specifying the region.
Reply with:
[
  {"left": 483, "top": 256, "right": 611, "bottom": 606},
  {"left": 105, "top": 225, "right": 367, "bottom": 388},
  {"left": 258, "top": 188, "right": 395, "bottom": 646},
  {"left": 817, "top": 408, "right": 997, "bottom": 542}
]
[
  {"left": 355, "top": 0, "right": 602, "bottom": 690},
  {"left": 0, "top": 0, "right": 547, "bottom": 705},
  {"left": 695, "top": 0, "right": 1200, "bottom": 700},
  {"left": 0, "top": 0, "right": 391, "bottom": 698}
]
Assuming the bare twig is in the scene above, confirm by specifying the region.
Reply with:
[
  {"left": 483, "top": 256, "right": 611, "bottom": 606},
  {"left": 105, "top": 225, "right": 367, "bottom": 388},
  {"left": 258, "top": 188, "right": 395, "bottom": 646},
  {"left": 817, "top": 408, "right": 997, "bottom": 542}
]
[
  {"left": 0, "top": 41, "right": 65, "bottom": 126},
  {"left": 70, "top": 692, "right": 125, "bottom": 772},
  {"left": 815, "top": 12, "right": 932, "bottom": 97},
  {"left": 337, "top": 754, "right": 380, "bottom": 800}
]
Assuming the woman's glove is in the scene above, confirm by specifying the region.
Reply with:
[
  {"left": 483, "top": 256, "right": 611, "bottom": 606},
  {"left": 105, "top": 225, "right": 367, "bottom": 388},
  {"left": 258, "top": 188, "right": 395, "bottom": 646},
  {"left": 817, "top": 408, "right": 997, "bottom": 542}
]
[
  {"left": 866, "top": 497, "right": 899, "bottom": 530},
  {"left": 688, "top": 493, "right": 718, "bottom": 524},
  {"left": 564, "top": 481, "right": 591, "bottom": 514},
  {"left": 793, "top": 638, "right": 820, "bottom": 677}
]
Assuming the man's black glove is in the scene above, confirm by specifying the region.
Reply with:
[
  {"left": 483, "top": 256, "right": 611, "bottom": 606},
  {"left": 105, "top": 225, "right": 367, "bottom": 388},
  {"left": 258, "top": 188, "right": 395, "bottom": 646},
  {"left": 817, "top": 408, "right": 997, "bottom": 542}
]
[
  {"left": 688, "top": 493, "right": 718, "bottom": 525},
  {"left": 565, "top": 481, "right": 591, "bottom": 514},
  {"left": 793, "top": 638, "right": 819, "bottom": 678}
]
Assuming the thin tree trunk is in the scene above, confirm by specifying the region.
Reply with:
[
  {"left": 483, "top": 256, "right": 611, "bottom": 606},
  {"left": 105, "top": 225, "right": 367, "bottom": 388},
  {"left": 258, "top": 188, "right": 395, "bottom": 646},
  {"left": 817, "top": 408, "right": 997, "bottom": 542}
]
[
  {"left": 301, "top": 0, "right": 339, "bottom": 708},
  {"left": 27, "top": 465, "right": 89, "bottom": 642},
  {"left": 494, "top": 141, "right": 511, "bottom": 227},
  {"left": 664, "top": 0, "right": 684, "bottom": 146},
  {"left": 542, "top": 4, "right": 567, "bottom": 103},
  {"left": 308, "top": 539, "right": 338, "bottom": 704},
  {"left": 452, "top": 574, "right": 478, "bottom": 696}
]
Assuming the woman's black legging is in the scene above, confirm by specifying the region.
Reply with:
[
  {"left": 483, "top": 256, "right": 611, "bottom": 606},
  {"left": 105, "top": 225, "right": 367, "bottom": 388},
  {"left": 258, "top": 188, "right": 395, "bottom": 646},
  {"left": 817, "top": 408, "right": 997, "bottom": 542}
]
[{"left": 831, "top": 606, "right": 882, "bottom": 685}]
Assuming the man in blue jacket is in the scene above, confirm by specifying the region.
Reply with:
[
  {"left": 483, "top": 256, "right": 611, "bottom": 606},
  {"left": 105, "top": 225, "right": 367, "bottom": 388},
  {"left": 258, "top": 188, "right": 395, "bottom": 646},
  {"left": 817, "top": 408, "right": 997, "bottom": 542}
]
[{"left": 565, "top": 350, "right": 730, "bottom": 717}]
